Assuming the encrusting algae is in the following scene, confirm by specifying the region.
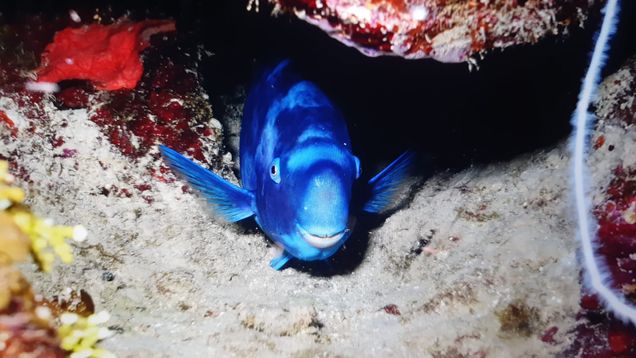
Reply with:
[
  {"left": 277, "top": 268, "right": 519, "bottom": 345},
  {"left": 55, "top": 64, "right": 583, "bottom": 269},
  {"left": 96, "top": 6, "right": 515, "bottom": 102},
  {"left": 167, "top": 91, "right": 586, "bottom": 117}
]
[{"left": 0, "top": 160, "right": 114, "bottom": 357}]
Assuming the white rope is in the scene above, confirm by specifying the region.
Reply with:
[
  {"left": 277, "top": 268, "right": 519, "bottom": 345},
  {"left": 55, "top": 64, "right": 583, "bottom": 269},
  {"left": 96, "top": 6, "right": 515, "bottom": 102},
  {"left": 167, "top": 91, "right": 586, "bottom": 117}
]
[{"left": 571, "top": 0, "right": 635, "bottom": 324}]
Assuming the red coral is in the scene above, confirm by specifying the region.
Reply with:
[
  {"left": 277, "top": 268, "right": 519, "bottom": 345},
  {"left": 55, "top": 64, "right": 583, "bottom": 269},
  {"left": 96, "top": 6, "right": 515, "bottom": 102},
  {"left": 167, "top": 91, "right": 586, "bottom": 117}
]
[
  {"left": 0, "top": 315, "right": 66, "bottom": 358},
  {"left": 55, "top": 86, "right": 91, "bottom": 109},
  {"left": 0, "top": 259, "right": 66, "bottom": 357},
  {"left": 36, "top": 20, "right": 176, "bottom": 90},
  {"left": 0, "top": 110, "right": 18, "bottom": 137},
  {"left": 567, "top": 167, "right": 636, "bottom": 356},
  {"left": 595, "top": 167, "right": 636, "bottom": 292},
  {"left": 608, "top": 323, "right": 633, "bottom": 354},
  {"left": 0, "top": 110, "right": 15, "bottom": 129}
]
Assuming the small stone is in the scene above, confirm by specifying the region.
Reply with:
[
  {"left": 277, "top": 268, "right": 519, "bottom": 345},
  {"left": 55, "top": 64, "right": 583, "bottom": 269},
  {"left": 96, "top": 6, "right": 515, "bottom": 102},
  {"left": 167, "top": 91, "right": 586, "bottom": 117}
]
[{"left": 102, "top": 271, "right": 115, "bottom": 282}]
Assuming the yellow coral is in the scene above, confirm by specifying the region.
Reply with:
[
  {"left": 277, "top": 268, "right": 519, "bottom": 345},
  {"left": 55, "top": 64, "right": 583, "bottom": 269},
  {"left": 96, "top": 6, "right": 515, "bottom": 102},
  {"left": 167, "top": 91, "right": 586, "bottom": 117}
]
[
  {"left": 0, "top": 160, "right": 87, "bottom": 271},
  {"left": 0, "top": 161, "right": 112, "bottom": 356},
  {"left": 8, "top": 207, "right": 86, "bottom": 272},
  {"left": 0, "top": 211, "right": 30, "bottom": 263},
  {"left": 0, "top": 160, "right": 25, "bottom": 208},
  {"left": 58, "top": 311, "right": 115, "bottom": 358},
  {"left": 0, "top": 160, "right": 13, "bottom": 182}
]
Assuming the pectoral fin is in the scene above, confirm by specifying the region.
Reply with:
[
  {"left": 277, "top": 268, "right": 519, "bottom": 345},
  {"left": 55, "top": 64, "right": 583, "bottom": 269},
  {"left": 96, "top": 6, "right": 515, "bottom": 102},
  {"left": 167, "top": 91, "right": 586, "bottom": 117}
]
[
  {"left": 159, "top": 145, "right": 255, "bottom": 222},
  {"left": 363, "top": 151, "right": 416, "bottom": 214},
  {"left": 270, "top": 251, "right": 293, "bottom": 270}
]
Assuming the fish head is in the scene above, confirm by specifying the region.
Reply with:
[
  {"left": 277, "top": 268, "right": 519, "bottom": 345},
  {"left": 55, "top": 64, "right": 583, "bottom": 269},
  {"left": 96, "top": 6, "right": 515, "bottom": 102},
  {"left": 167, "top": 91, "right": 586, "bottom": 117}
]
[{"left": 259, "top": 142, "right": 361, "bottom": 260}]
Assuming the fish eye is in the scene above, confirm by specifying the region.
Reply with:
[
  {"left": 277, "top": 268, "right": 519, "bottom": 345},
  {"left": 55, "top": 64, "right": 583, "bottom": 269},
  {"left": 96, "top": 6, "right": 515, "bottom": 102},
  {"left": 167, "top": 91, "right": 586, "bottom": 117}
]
[{"left": 270, "top": 158, "right": 281, "bottom": 184}]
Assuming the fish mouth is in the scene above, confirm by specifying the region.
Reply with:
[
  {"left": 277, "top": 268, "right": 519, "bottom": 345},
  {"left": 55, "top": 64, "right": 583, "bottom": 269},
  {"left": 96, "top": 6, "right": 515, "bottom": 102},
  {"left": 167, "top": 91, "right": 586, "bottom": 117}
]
[{"left": 297, "top": 225, "right": 347, "bottom": 249}]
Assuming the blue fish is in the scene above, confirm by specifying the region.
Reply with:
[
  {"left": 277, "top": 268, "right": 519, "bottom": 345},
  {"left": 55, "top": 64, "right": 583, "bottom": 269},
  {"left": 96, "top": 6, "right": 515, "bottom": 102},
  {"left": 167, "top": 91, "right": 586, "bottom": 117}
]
[{"left": 160, "top": 61, "right": 414, "bottom": 270}]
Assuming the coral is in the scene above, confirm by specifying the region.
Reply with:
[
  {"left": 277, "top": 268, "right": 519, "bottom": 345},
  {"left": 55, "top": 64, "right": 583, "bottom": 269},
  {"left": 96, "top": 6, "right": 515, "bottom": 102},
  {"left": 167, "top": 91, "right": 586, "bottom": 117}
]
[
  {"left": 0, "top": 161, "right": 113, "bottom": 356},
  {"left": 0, "top": 161, "right": 25, "bottom": 206},
  {"left": 0, "top": 243, "right": 63, "bottom": 354},
  {"left": 0, "top": 212, "right": 30, "bottom": 269},
  {"left": 569, "top": 0, "right": 631, "bottom": 322},
  {"left": 0, "top": 256, "right": 66, "bottom": 357},
  {"left": 267, "top": 0, "right": 598, "bottom": 63},
  {"left": 568, "top": 0, "right": 636, "bottom": 353},
  {"left": 567, "top": 167, "right": 636, "bottom": 356},
  {"left": 1, "top": 160, "right": 87, "bottom": 272},
  {"left": 58, "top": 311, "right": 115, "bottom": 358},
  {"left": 0, "top": 110, "right": 17, "bottom": 136},
  {"left": 0, "top": 255, "right": 29, "bottom": 310},
  {"left": 35, "top": 20, "right": 176, "bottom": 90},
  {"left": 0, "top": 163, "right": 30, "bottom": 265},
  {"left": 86, "top": 54, "right": 216, "bottom": 162},
  {"left": 566, "top": 294, "right": 636, "bottom": 356},
  {"left": 596, "top": 166, "right": 636, "bottom": 290},
  {"left": 10, "top": 206, "right": 88, "bottom": 272}
]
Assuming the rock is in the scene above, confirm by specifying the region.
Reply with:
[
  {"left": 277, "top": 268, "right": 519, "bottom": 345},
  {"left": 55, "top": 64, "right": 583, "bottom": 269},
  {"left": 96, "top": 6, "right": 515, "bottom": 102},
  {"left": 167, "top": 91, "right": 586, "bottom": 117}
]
[{"left": 267, "top": 0, "right": 600, "bottom": 63}]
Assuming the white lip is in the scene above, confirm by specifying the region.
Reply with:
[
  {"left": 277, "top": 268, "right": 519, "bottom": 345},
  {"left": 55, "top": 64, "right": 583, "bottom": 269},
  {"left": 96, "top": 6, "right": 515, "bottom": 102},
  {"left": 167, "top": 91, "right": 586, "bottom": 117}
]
[{"left": 297, "top": 225, "right": 346, "bottom": 249}]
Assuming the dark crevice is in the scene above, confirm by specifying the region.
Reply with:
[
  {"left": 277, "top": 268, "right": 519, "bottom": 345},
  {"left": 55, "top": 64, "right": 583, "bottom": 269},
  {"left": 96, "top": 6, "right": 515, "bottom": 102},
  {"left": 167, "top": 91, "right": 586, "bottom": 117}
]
[{"left": 2, "top": 1, "right": 635, "bottom": 174}]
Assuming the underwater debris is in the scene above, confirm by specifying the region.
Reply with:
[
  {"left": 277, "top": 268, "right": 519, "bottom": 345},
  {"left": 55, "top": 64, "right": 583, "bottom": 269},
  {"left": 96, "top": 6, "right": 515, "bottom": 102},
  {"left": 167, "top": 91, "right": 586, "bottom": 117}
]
[
  {"left": 35, "top": 20, "right": 176, "bottom": 90},
  {"left": 267, "top": 0, "right": 599, "bottom": 62},
  {"left": 382, "top": 304, "right": 401, "bottom": 316},
  {"left": 593, "top": 135, "right": 606, "bottom": 150},
  {"left": 540, "top": 326, "right": 559, "bottom": 345},
  {"left": 40, "top": 289, "right": 96, "bottom": 318},
  {"left": 456, "top": 203, "right": 500, "bottom": 222},
  {"left": 495, "top": 300, "right": 540, "bottom": 338}
]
